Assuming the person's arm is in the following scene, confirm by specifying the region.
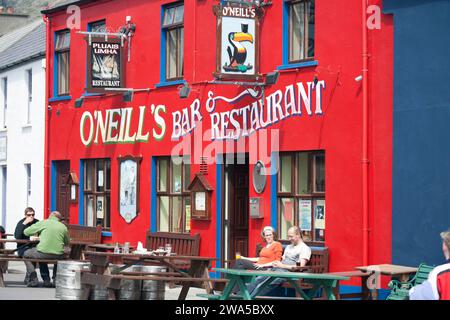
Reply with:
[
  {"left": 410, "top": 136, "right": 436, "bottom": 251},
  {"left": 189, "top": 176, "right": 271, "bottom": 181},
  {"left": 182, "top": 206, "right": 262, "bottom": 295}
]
[
  {"left": 14, "top": 221, "right": 27, "bottom": 239},
  {"left": 23, "top": 221, "right": 44, "bottom": 237},
  {"left": 64, "top": 230, "right": 70, "bottom": 246},
  {"left": 240, "top": 256, "right": 259, "bottom": 262}
]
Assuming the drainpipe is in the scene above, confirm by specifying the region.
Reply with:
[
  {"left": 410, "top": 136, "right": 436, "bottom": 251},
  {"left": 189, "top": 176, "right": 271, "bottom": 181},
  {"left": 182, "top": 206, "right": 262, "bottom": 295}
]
[
  {"left": 43, "top": 14, "right": 51, "bottom": 219},
  {"left": 362, "top": 0, "right": 370, "bottom": 266}
]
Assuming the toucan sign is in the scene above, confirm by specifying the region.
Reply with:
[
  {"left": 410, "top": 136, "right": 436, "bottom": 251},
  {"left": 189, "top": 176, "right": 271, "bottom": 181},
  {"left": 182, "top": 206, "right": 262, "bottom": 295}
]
[{"left": 213, "top": 3, "right": 264, "bottom": 80}]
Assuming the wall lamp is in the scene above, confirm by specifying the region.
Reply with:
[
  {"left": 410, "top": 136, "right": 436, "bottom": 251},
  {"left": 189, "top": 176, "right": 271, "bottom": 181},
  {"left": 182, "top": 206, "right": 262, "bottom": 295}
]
[
  {"left": 104, "top": 87, "right": 151, "bottom": 102},
  {"left": 179, "top": 83, "right": 191, "bottom": 99}
]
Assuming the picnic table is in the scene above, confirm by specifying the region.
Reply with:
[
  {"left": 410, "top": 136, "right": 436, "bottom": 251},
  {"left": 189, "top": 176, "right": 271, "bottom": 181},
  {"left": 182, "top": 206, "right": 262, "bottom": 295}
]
[
  {"left": 82, "top": 250, "right": 219, "bottom": 300},
  {"left": 355, "top": 264, "right": 419, "bottom": 300},
  {"left": 208, "top": 268, "right": 349, "bottom": 300}
]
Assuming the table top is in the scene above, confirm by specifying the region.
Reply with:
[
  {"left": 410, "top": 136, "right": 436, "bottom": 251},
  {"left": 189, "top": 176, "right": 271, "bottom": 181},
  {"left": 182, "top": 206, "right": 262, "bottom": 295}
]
[
  {"left": 82, "top": 250, "right": 218, "bottom": 261},
  {"left": 87, "top": 243, "right": 136, "bottom": 250},
  {"left": 355, "top": 264, "right": 418, "bottom": 275},
  {"left": 0, "top": 239, "right": 93, "bottom": 245},
  {"left": 213, "top": 268, "right": 349, "bottom": 281}
]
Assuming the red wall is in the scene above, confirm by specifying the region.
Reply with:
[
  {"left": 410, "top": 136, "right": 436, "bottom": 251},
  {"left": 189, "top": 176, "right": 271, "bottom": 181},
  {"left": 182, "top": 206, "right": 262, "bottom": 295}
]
[{"left": 45, "top": 0, "right": 393, "bottom": 275}]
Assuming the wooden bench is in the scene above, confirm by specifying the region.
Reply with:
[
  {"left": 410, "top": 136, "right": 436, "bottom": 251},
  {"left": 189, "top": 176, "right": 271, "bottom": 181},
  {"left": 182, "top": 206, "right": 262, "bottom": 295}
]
[
  {"left": 0, "top": 224, "right": 102, "bottom": 287},
  {"left": 144, "top": 231, "right": 200, "bottom": 256}
]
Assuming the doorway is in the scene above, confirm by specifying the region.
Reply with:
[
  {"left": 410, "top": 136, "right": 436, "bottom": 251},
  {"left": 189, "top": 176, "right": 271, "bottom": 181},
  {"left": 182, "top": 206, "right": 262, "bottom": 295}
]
[
  {"left": 54, "top": 161, "right": 70, "bottom": 221},
  {"left": 223, "top": 155, "right": 249, "bottom": 265}
]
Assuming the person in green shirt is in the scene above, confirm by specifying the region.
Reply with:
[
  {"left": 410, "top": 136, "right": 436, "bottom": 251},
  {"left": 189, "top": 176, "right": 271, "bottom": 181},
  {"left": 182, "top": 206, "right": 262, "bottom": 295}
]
[{"left": 23, "top": 211, "right": 70, "bottom": 287}]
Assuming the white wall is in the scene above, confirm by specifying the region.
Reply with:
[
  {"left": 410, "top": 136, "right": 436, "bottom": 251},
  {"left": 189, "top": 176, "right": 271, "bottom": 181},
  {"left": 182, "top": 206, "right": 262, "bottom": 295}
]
[{"left": 0, "top": 58, "right": 46, "bottom": 237}]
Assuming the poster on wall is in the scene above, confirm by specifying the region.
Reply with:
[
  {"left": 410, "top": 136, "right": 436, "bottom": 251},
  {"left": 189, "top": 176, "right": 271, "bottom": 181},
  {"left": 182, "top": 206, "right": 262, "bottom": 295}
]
[
  {"left": 118, "top": 156, "right": 142, "bottom": 223},
  {"left": 315, "top": 199, "right": 326, "bottom": 230},
  {"left": 299, "top": 199, "right": 312, "bottom": 231},
  {"left": 97, "top": 196, "right": 104, "bottom": 219},
  {"left": 213, "top": 3, "right": 264, "bottom": 80},
  {"left": 86, "top": 37, "right": 124, "bottom": 93}
]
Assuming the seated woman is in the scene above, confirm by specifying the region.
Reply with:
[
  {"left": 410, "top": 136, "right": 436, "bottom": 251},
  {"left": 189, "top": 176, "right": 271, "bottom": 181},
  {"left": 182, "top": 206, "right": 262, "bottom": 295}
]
[{"left": 233, "top": 226, "right": 282, "bottom": 270}]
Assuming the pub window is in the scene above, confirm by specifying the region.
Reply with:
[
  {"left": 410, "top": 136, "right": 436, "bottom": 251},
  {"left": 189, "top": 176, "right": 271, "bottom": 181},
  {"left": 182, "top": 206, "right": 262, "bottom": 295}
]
[
  {"left": 84, "top": 159, "right": 111, "bottom": 229},
  {"left": 162, "top": 3, "right": 184, "bottom": 81},
  {"left": 55, "top": 30, "right": 70, "bottom": 96},
  {"left": 26, "top": 69, "right": 32, "bottom": 124},
  {"left": 1, "top": 77, "right": 7, "bottom": 128},
  {"left": 89, "top": 20, "right": 106, "bottom": 33},
  {"left": 277, "top": 151, "right": 325, "bottom": 242},
  {"left": 156, "top": 157, "right": 191, "bottom": 233},
  {"left": 288, "top": 0, "right": 315, "bottom": 63}
]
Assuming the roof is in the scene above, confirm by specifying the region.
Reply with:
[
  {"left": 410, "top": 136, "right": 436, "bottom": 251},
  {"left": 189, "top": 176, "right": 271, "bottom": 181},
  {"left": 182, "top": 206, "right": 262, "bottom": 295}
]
[
  {"left": 0, "top": 19, "right": 42, "bottom": 54},
  {"left": 41, "top": 0, "right": 99, "bottom": 15},
  {"left": 0, "top": 20, "right": 46, "bottom": 71}
]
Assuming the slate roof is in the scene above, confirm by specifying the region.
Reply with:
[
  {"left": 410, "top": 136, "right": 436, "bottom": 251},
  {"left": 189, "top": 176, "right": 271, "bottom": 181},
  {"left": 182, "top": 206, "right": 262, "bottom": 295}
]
[{"left": 0, "top": 19, "right": 45, "bottom": 71}]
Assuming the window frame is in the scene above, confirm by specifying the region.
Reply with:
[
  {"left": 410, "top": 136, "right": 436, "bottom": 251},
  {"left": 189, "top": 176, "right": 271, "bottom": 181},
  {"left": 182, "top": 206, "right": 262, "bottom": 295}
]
[
  {"left": 287, "top": 0, "right": 315, "bottom": 64},
  {"left": 160, "top": 2, "right": 185, "bottom": 83},
  {"left": 277, "top": 150, "right": 325, "bottom": 243},
  {"left": 83, "top": 158, "right": 111, "bottom": 229},
  {"left": 155, "top": 156, "right": 191, "bottom": 234},
  {"left": 54, "top": 29, "right": 71, "bottom": 97}
]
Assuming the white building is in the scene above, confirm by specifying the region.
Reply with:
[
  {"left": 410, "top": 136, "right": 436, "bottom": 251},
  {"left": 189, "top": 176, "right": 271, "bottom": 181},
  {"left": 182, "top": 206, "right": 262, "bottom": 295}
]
[{"left": 0, "top": 19, "right": 46, "bottom": 235}]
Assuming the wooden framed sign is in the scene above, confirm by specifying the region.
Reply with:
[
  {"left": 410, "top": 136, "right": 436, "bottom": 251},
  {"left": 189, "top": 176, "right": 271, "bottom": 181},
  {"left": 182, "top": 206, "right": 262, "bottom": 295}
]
[
  {"left": 213, "top": 3, "right": 264, "bottom": 81},
  {"left": 118, "top": 156, "right": 142, "bottom": 223},
  {"left": 86, "top": 36, "right": 125, "bottom": 93},
  {"left": 188, "top": 174, "right": 213, "bottom": 220}
]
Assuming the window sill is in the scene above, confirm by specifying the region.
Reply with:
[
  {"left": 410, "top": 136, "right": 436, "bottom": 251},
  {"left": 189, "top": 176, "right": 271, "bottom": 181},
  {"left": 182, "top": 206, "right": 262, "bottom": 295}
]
[
  {"left": 0, "top": 128, "right": 7, "bottom": 133},
  {"left": 49, "top": 95, "right": 72, "bottom": 102},
  {"left": 22, "top": 124, "right": 32, "bottom": 129},
  {"left": 155, "top": 79, "right": 186, "bottom": 88},
  {"left": 277, "top": 60, "right": 319, "bottom": 71},
  {"left": 82, "top": 92, "right": 105, "bottom": 97},
  {"left": 101, "top": 231, "right": 112, "bottom": 237}
]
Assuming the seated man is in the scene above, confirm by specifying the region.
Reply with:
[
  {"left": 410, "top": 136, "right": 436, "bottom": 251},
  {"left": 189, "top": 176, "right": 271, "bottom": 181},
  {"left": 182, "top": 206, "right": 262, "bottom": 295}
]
[
  {"left": 409, "top": 229, "right": 450, "bottom": 300},
  {"left": 247, "top": 226, "right": 311, "bottom": 297},
  {"left": 23, "top": 211, "right": 70, "bottom": 287},
  {"left": 14, "top": 207, "right": 41, "bottom": 285}
]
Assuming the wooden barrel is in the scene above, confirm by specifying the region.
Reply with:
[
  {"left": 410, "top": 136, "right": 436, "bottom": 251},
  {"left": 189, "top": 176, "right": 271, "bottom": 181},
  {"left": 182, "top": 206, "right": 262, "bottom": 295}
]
[
  {"left": 55, "top": 261, "right": 91, "bottom": 300},
  {"left": 141, "top": 266, "right": 167, "bottom": 300}
]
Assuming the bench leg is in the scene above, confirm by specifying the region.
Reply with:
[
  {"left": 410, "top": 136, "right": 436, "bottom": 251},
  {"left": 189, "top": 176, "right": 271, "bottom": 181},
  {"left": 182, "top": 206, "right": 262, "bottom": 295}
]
[{"left": 0, "top": 261, "right": 7, "bottom": 287}]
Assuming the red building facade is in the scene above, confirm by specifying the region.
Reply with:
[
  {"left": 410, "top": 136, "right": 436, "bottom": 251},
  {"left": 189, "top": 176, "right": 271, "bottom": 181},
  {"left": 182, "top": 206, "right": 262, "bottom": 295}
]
[{"left": 43, "top": 0, "right": 393, "bottom": 276}]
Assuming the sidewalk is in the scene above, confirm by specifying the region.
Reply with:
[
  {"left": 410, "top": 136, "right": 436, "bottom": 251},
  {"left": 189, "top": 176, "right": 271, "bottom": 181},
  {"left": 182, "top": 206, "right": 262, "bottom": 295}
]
[{"left": 0, "top": 261, "right": 207, "bottom": 300}]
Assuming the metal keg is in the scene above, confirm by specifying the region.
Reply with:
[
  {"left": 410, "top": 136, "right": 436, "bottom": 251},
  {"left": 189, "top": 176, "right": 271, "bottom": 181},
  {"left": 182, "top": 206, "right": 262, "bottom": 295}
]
[
  {"left": 90, "top": 263, "right": 124, "bottom": 300},
  {"left": 141, "top": 266, "right": 167, "bottom": 300},
  {"left": 55, "top": 261, "right": 91, "bottom": 300},
  {"left": 119, "top": 265, "right": 142, "bottom": 300}
]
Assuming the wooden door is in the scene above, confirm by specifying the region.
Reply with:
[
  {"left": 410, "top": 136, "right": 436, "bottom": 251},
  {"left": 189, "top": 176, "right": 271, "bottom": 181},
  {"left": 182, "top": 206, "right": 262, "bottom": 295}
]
[
  {"left": 55, "top": 161, "right": 70, "bottom": 221},
  {"left": 228, "top": 163, "right": 249, "bottom": 260}
]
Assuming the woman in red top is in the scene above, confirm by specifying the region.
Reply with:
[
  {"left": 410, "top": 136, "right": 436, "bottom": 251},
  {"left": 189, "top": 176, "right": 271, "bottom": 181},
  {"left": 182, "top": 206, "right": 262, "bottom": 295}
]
[{"left": 233, "top": 226, "right": 283, "bottom": 270}]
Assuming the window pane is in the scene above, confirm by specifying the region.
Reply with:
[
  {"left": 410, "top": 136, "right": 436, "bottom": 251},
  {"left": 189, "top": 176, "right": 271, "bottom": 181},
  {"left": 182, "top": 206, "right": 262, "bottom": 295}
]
[
  {"left": 184, "top": 196, "right": 191, "bottom": 232},
  {"left": 280, "top": 198, "right": 294, "bottom": 239},
  {"left": 163, "top": 7, "right": 175, "bottom": 26},
  {"left": 314, "top": 199, "right": 325, "bottom": 241},
  {"left": 56, "top": 31, "right": 70, "bottom": 51},
  {"left": 105, "top": 195, "right": 110, "bottom": 228},
  {"left": 91, "top": 21, "right": 106, "bottom": 33},
  {"left": 158, "top": 196, "right": 169, "bottom": 232},
  {"left": 314, "top": 154, "right": 325, "bottom": 192},
  {"left": 178, "top": 28, "right": 184, "bottom": 77},
  {"left": 172, "top": 196, "right": 183, "bottom": 233},
  {"left": 105, "top": 160, "right": 111, "bottom": 190},
  {"left": 58, "top": 51, "right": 70, "bottom": 95},
  {"left": 307, "top": 0, "right": 315, "bottom": 58},
  {"left": 86, "top": 195, "right": 95, "bottom": 227},
  {"left": 174, "top": 5, "right": 184, "bottom": 24},
  {"left": 172, "top": 161, "right": 182, "bottom": 193},
  {"left": 280, "top": 155, "right": 292, "bottom": 193},
  {"left": 290, "top": 2, "right": 305, "bottom": 61},
  {"left": 158, "top": 159, "right": 168, "bottom": 192},
  {"left": 166, "top": 29, "right": 178, "bottom": 79},
  {"left": 297, "top": 153, "right": 310, "bottom": 194},
  {"left": 85, "top": 161, "right": 94, "bottom": 191},
  {"left": 298, "top": 199, "right": 312, "bottom": 241},
  {"left": 183, "top": 162, "right": 191, "bottom": 191},
  {"left": 96, "top": 159, "right": 104, "bottom": 192}
]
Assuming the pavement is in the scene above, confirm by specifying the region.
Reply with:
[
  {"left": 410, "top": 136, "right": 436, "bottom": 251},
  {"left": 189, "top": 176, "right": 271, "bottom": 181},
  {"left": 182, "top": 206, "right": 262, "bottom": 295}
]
[{"left": 0, "top": 261, "right": 208, "bottom": 300}]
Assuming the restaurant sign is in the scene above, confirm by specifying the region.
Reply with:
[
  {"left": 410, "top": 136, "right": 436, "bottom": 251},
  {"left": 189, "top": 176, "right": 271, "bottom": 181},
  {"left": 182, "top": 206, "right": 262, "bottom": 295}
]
[
  {"left": 86, "top": 37, "right": 125, "bottom": 93},
  {"left": 213, "top": 3, "right": 264, "bottom": 80}
]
